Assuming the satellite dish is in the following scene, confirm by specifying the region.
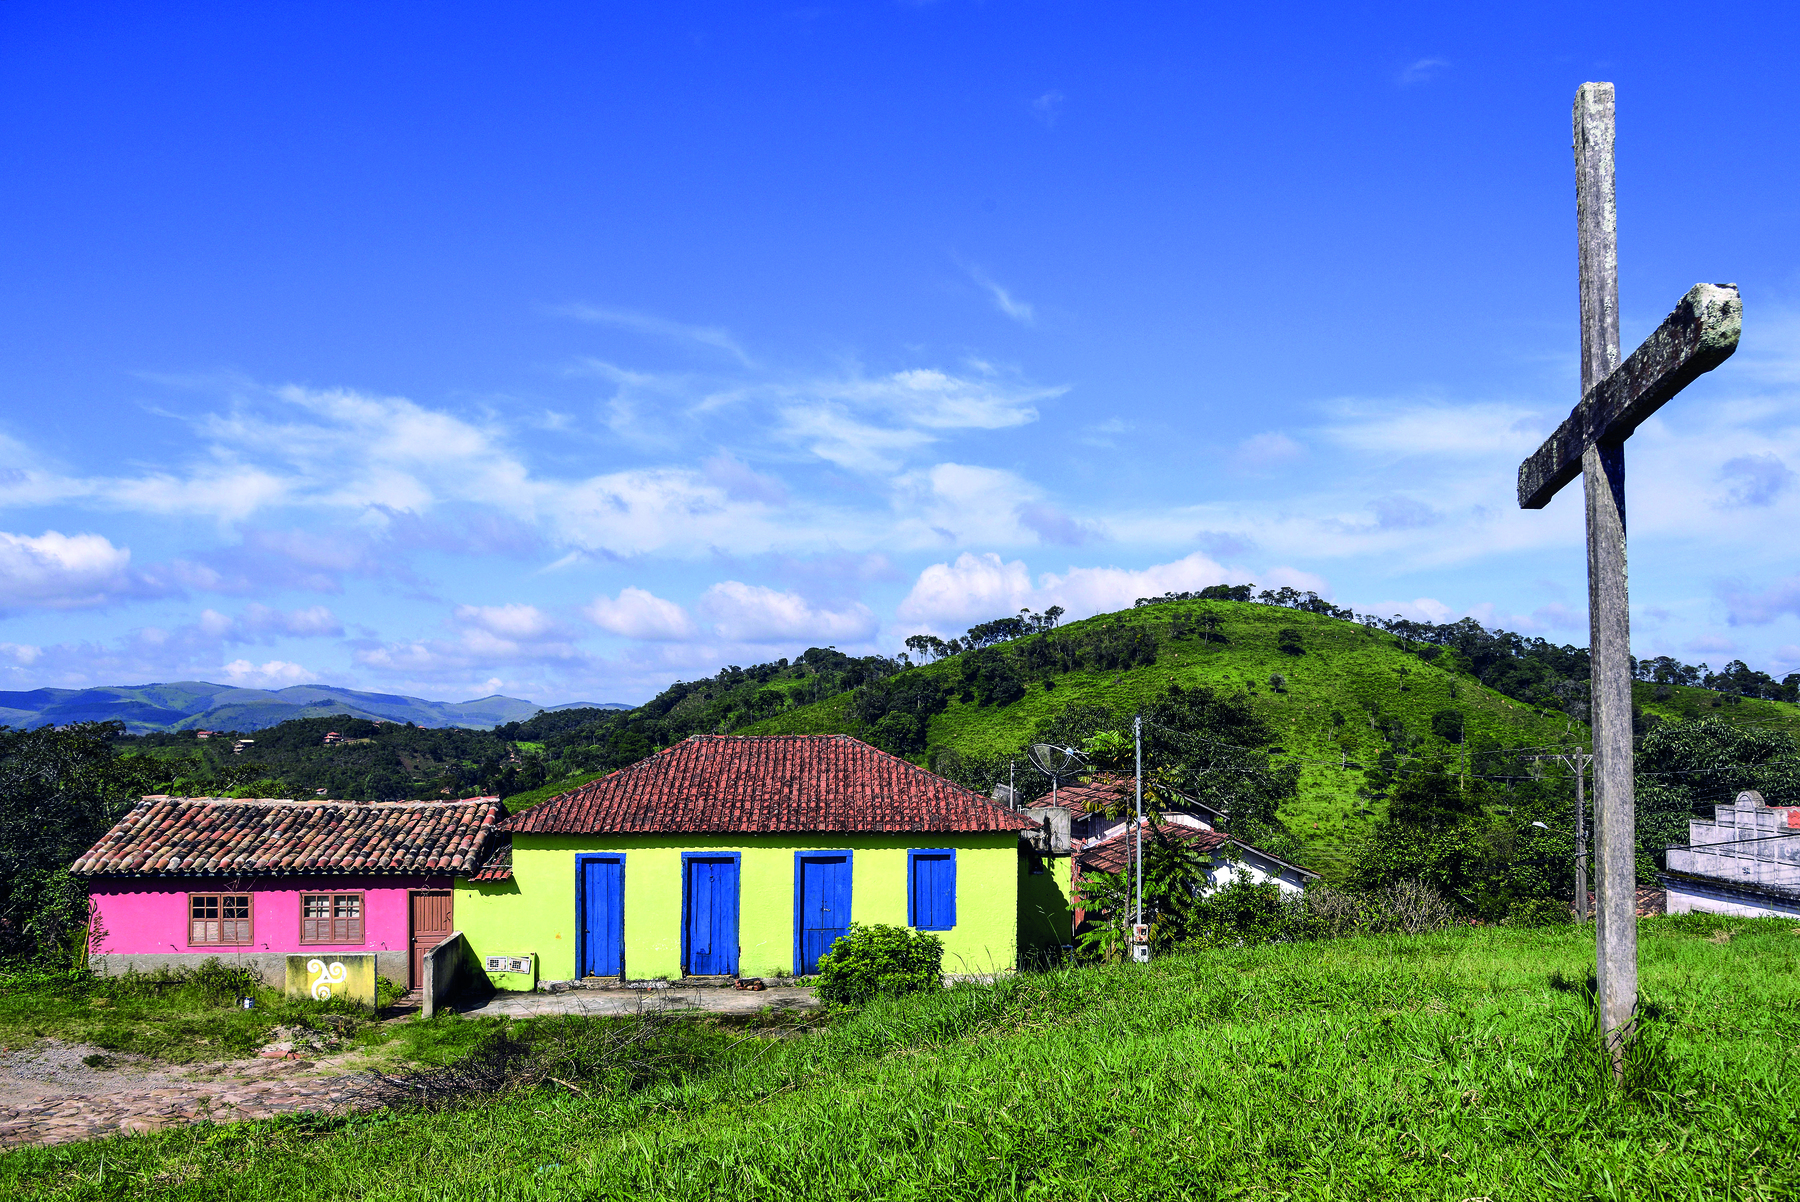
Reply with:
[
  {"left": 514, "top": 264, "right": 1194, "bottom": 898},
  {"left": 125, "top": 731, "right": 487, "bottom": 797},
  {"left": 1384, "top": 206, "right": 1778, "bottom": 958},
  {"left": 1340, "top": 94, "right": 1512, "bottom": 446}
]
[{"left": 1027, "top": 743, "right": 1082, "bottom": 780}]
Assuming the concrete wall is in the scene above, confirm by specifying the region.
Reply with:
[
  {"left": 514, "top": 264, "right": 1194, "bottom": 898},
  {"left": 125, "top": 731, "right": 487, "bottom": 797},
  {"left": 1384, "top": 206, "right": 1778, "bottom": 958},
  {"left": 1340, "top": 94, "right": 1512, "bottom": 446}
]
[
  {"left": 455, "top": 833, "right": 1019, "bottom": 986},
  {"left": 86, "top": 875, "right": 448, "bottom": 986},
  {"left": 421, "top": 933, "right": 472, "bottom": 1017},
  {"left": 91, "top": 949, "right": 409, "bottom": 984},
  {"left": 1663, "top": 876, "right": 1800, "bottom": 920}
]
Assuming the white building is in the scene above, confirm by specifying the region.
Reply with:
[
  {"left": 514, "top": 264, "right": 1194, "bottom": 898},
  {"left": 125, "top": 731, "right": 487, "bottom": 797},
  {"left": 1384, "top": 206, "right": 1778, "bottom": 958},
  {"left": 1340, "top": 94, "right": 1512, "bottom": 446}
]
[{"left": 1662, "top": 790, "right": 1800, "bottom": 919}]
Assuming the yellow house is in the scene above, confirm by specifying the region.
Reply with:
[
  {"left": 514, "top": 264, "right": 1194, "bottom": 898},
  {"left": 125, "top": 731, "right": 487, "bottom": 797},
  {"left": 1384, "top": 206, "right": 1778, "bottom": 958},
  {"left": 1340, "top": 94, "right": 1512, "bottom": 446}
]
[{"left": 456, "top": 734, "right": 1040, "bottom": 987}]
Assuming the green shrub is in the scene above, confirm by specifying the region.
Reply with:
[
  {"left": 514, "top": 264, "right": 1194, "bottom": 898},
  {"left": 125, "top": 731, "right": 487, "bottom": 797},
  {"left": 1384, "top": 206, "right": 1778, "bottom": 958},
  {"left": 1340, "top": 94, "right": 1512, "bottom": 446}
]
[
  {"left": 814, "top": 924, "right": 943, "bottom": 1005},
  {"left": 1507, "top": 896, "right": 1572, "bottom": 927},
  {"left": 1187, "top": 879, "right": 1319, "bottom": 947}
]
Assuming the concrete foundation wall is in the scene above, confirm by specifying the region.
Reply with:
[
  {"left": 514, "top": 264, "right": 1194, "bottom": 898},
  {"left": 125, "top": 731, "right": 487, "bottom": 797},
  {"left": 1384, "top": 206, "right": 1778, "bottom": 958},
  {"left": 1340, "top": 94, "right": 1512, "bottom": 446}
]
[
  {"left": 1663, "top": 879, "right": 1800, "bottom": 920},
  {"left": 91, "top": 949, "right": 409, "bottom": 984}
]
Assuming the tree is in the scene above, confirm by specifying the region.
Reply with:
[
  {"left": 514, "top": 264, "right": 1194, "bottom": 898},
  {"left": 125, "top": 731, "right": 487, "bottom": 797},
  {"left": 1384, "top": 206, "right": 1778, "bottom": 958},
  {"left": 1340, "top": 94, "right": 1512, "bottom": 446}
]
[
  {"left": 1430, "top": 708, "right": 1465, "bottom": 744},
  {"left": 0, "top": 722, "right": 162, "bottom": 964},
  {"left": 1632, "top": 717, "right": 1800, "bottom": 879},
  {"left": 1385, "top": 759, "right": 1481, "bottom": 828},
  {"left": 1141, "top": 684, "right": 1299, "bottom": 837},
  {"left": 1276, "top": 627, "right": 1304, "bottom": 655}
]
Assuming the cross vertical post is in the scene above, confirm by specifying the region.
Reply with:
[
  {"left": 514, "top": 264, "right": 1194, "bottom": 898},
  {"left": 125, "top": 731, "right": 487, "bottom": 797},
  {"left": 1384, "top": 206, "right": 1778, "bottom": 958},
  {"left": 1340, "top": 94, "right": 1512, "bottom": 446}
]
[{"left": 1574, "top": 81, "right": 1638, "bottom": 1057}]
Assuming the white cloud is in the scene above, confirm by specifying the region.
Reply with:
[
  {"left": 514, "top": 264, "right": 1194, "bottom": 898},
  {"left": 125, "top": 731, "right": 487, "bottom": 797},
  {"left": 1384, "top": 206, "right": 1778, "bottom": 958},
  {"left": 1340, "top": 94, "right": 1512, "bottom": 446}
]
[
  {"left": 1721, "top": 575, "right": 1800, "bottom": 626},
  {"left": 1230, "top": 432, "right": 1305, "bottom": 475},
  {"left": 1718, "top": 453, "right": 1795, "bottom": 507},
  {"left": 454, "top": 603, "right": 561, "bottom": 641},
  {"left": 220, "top": 658, "right": 317, "bottom": 688},
  {"left": 586, "top": 587, "right": 698, "bottom": 641},
  {"left": 0, "top": 642, "right": 41, "bottom": 666},
  {"left": 554, "top": 304, "right": 752, "bottom": 364},
  {"left": 699, "top": 581, "right": 877, "bottom": 643},
  {"left": 896, "top": 549, "right": 1254, "bottom": 632},
  {"left": 1398, "top": 58, "right": 1448, "bottom": 86},
  {"left": 198, "top": 604, "right": 343, "bottom": 642},
  {"left": 0, "top": 530, "right": 139, "bottom": 609},
  {"left": 354, "top": 602, "right": 584, "bottom": 687},
  {"left": 965, "top": 265, "right": 1036, "bottom": 325},
  {"left": 897, "top": 553, "right": 1035, "bottom": 629},
  {"left": 1039, "top": 553, "right": 1245, "bottom": 616}
]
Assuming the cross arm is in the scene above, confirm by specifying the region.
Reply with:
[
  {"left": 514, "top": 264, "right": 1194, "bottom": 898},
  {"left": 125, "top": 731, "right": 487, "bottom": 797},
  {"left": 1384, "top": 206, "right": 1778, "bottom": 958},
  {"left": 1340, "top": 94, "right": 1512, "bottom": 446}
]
[{"left": 1517, "top": 282, "right": 1742, "bottom": 509}]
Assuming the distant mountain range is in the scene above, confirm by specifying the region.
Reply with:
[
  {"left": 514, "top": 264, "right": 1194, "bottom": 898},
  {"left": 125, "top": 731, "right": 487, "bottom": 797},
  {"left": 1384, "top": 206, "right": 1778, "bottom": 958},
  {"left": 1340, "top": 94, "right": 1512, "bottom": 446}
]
[{"left": 0, "top": 682, "right": 630, "bottom": 734}]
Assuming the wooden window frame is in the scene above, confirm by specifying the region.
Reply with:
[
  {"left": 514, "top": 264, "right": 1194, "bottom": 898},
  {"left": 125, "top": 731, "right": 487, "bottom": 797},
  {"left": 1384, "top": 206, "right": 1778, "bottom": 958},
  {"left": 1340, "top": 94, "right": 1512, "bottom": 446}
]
[
  {"left": 299, "top": 891, "right": 366, "bottom": 945},
  {"left": 188, "top": 892, "right": 253, "bottom": 946}
]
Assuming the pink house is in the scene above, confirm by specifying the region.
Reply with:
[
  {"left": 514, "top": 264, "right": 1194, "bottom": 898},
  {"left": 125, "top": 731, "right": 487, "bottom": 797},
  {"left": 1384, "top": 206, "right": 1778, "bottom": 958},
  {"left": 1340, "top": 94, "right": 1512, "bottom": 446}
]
[{"left": 72, "top": 795, "right": 503, "bottom": 988}]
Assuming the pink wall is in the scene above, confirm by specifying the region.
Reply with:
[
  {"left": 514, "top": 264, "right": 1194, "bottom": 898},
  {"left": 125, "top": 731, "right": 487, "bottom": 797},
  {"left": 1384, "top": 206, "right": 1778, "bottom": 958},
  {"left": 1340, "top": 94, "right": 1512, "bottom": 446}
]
[{"left": 88, "top": 875, "right": 455, "bottom": 958}]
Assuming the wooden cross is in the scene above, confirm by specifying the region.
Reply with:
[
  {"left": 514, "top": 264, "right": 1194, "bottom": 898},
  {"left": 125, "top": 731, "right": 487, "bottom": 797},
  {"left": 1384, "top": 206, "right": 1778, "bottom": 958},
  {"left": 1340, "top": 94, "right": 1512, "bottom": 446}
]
[{"left": 1517, "top": 82, "right": 1741, "bottom": 1055}]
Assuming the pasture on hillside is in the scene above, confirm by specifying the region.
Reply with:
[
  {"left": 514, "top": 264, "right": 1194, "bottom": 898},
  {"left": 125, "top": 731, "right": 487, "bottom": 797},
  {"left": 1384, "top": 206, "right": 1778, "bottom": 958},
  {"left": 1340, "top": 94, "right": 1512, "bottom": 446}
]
[{"left": 5, "top": 915, "right": 1796, "bottom": 1201}]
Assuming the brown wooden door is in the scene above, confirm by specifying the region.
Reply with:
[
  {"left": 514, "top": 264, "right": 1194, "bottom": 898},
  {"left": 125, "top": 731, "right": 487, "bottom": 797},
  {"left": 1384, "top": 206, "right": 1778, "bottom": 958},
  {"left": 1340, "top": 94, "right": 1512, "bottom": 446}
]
[{"left": 409, "top": 890, "right": 453, "bottom": 989}]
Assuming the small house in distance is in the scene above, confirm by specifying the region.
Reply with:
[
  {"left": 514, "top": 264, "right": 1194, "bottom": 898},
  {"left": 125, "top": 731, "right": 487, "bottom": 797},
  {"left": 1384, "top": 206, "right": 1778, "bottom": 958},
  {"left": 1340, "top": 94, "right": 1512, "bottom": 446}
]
[
  {"left": 73, "top": 795, "right": 504, "bottom": 988},
  {"left": 1661, "top": 790, "right": 1800, "bottom": 919},
  {"left": 1027, "top": 773, "right": 1227, "bottom": 844},
  {"left": 456, "top": 734, "right": 1037, "bottom": 987}
]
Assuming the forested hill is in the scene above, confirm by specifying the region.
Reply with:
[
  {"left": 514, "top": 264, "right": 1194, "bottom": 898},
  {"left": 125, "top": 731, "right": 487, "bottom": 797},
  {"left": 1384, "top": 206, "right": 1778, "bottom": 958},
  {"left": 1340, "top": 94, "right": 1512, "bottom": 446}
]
[
  {"left": 99, "top": 589, "right": 1800, "bottom": 877},
  {"left": 0, "top": 681, "right": 625, "bottom": 734},
  {"left": 737, "top": 592, "right": 1800, "bottom": 876}
]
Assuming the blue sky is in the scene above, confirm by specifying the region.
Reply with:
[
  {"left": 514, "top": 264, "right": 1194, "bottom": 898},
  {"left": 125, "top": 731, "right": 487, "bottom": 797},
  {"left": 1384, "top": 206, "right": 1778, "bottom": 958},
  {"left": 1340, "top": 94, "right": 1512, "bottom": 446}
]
[{"left": 3, "top": 2, "right": 1799, "bottom": 706}]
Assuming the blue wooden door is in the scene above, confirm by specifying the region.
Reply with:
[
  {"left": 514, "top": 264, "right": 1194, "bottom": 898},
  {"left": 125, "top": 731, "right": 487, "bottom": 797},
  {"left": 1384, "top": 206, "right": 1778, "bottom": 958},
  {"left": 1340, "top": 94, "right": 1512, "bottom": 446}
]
[
  {"left": 797, "top": 854, "right": 852, "bottom": 975},
  {"left": 684, "top": 857, "right": 739, "bottom": 976},
  {"left": 580, "top": 856, "right": 624, "bottom": 977}
]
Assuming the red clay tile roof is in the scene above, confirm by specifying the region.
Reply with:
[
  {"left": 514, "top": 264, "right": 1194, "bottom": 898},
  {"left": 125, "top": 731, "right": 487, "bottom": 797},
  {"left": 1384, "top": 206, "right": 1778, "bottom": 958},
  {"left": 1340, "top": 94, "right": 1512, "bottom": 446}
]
[
  {"left": 1075, "top": 824, "right": 1229, "bottom": 874},
  {"left": 503, "top": 734, "right": 1036, "bottom": 835},
  {"left": 467, "top": 836, "right": 513, "bottom": 882},
  {"left": 1027, "top": 773, "right": 1226, "bottom": 821},
  {"left": 70, "top": 796, "right": 504, "bottom": 877},
  {"left": 1027, "top": 775, "right": 1133, "bottom": 816},
  {"left": 1073, "top": 823, "right": 1319, "bottom": 880}
]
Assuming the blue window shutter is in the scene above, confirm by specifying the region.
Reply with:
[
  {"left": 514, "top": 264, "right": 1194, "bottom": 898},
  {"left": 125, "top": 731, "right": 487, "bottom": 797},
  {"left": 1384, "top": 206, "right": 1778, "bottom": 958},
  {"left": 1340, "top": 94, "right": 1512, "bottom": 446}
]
[{"left": 909, "top": 850, "right": 955, "bottom": 931}]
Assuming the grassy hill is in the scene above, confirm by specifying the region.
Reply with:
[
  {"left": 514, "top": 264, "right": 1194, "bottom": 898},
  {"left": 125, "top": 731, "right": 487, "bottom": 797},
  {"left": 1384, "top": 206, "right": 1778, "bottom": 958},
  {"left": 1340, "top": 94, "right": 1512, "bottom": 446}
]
[
  {"left": 745, "top": 599, "right": 1800, "bottom": 878},
  {"left": 7, "top": 918, "right": 1795, "bottom": 1199}
]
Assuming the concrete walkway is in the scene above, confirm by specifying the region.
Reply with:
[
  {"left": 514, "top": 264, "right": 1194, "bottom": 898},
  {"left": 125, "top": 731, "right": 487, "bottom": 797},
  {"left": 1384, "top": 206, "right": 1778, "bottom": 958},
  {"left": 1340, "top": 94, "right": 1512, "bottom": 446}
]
[{"left": 455, "top": 984, "right": 820, "bottom": 1018}]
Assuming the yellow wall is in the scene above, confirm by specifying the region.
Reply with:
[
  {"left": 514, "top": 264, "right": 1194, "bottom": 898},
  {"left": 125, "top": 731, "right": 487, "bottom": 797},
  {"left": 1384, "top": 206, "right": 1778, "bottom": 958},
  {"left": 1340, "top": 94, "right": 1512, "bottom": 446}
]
[
  {"left": 1017, "top": 853, "right": 1073, "bottom": 960},
  {"left": 455, "top": 833, "right": 1019, "bottom": 986}
]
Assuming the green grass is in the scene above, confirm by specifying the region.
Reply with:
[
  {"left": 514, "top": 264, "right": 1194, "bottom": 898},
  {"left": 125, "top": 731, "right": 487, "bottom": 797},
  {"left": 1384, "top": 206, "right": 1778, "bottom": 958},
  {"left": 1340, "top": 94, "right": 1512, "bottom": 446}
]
[
  {"left": 0, "top": 966, "right": 404, "bottom": 1064},
  {"left": 744, "top": 601, "right": 1800, "bottom": 878},
  {"left": 6, "top": 918, "right": 1798, "bottom": 1200}
]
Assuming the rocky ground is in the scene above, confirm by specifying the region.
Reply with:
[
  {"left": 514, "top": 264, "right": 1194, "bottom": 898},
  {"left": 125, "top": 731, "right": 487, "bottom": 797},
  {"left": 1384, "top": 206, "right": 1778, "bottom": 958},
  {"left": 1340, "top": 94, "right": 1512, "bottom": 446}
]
[
  {"left": 0, "top": 985, "right": 819, "bottom": 1148},
  {"left": 0, "top": 1038, "right": 411, "bottom": 1147}
]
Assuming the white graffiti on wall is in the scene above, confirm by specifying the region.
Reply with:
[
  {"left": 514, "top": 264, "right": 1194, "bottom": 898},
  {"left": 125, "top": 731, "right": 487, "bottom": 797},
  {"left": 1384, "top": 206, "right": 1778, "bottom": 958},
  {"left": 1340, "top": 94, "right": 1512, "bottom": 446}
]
[{"left": 307, "top": 958, "right": 348, "bottom": 1000}]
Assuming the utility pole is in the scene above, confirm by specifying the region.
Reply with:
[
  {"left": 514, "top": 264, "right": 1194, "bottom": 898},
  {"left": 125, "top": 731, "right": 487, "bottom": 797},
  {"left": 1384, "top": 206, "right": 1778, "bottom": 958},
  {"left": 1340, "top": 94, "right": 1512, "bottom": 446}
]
[
  {"left": 1569, "top": 747, "right": 1591, "bottom": 922},
  {"left": 1134, "top": 715, "right": 1144, "bottom": 940}
]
